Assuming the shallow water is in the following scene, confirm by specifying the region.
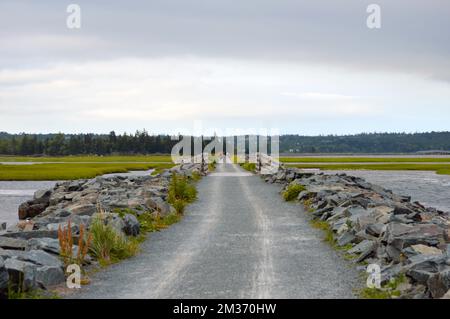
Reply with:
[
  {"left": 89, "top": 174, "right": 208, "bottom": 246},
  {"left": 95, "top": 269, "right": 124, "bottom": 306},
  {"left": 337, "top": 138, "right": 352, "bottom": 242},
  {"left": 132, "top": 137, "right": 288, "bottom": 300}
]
[
  {"left": 0, "top": 181, "right": 58, "bottom": 228},
  {"left": 326, "top": 170, "right": 450, "bottom": 212}
]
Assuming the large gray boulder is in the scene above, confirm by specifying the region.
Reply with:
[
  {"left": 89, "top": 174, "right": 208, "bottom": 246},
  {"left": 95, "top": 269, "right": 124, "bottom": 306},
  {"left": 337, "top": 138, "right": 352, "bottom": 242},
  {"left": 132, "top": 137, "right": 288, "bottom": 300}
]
[
  {"left": 0, "top": 236, "right": 27, "bottom": 250},
  {"left": 27, "top": 238, "right": 78, "bottom": 259},
  {"left": 383, "top": 223, "right": 446, "bottom": 250},
  {"left": 105, "top": 214, "right": 126, "bottom": 235},
  {"left": 66, "top": 203, "right": 97, "bottom": 216},
  {"left": 123, "top": 214, "right": 140, "bottom": 237},
  {"left": 36, "top": 265, "right": 65, "bottom": 287},
  {"left": 427, "top": 269, "right": 450, "bottom": 298},
  {"left": 146, "top": 197, "right": 172, "bottom": 217},
  {"left": 1, "top": 230, "right": 59, "bottom": 240},
  {"left": 18, "top": 201, "right": 49, "bottom": 220},
  {"left": 33, "top": 189, "right": 52, "bottom": 203},
  {"left": 27, "top": 238, "right": 60, "bottom": 255},
  {"left": 0, "top": 249, "right": 63, "bottom": 269},
  {"left": 4, "top": 258, "right": 37, "bottom": 292},
  {"left": 0, "top": 257, "right": 9, "bottom": 298}
]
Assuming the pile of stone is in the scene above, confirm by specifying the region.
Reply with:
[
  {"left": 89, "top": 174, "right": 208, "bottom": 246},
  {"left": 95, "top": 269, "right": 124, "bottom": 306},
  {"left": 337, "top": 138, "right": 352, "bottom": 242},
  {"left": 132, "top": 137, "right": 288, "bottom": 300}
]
[
  {"left": 0, "top": 163, "right": 204, "bottom": 298},
  {"left": 263, "top": 166, "right": 450, "bottom": 299}
]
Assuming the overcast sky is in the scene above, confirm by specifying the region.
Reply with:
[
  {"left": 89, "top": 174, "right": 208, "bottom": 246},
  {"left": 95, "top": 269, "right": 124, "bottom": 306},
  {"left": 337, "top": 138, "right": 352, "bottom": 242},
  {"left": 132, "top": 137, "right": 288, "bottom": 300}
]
[{"left": 0, "top": 0, "right": 449, "bottom": 135}]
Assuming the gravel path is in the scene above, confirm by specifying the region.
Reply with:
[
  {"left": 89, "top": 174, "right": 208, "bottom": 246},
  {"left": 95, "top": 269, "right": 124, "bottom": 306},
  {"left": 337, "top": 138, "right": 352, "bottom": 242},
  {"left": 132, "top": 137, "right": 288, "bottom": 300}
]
[{"left": 71, "top": 164, "right": 358, "bottom": 299}]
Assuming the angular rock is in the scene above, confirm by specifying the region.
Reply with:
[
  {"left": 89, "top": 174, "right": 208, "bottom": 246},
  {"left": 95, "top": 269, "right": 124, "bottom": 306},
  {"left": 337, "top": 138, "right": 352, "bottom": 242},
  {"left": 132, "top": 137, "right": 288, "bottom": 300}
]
[
  {"left": 18, "top": 201, "right": 48, "bottom": 220},
  {"left": 33, "top": 189, "right": 52, "bottom": 203},
  {"left": 67, "top": 180, "right": 85, "bottom": 191},
  {"left": 383, "top": 223, "right": 445, "bottom": 249},
  {"left": 146, "top": 197, "right": 172, "bottom": 217},
  {"left": 427, "top": 269, "right": 450, "bottom": 298},
  {"left": 1, "top": 230, "right": 59, "bottom": 240},
  {"left": 298, "top": 190, "right": 314, "bottom": 201},
  {"left": 366, "top": 223, "right": 385, "bottom": 237},
  {"left": 4, "top": 258, "right": 37, "bottom": 291},
  {"left": 442, "top": 289, "right": 450, "bottom": 299},
  {"left": 348, "top": 240, "right": 375, "bottom": 255},
  {"left": 66, "top": 202, "right": 97, "bottom": 216},
  {"left": 0, "top": 257, "right": 9, "bottom": 298},
  {"left": 337, "top": 231, "right": 356, "bottom": 247},
  {"left": 411, "top": 244, "right": 443, "bottom": 256},
  {"left": 381, "top": 263, "right": 403, "bottom": 284},
  {"left": 27, "top": 238, "right": 78, "bottom": 260},
  {"left": 386, "top": 243, "right": 402, "bottom": 263},
  {"left": 327, "top": 207, "right": 349, "bottom": 222},
  {"left": 394, "top": 205, "right": 415, "bottom": 215},
  {"left": 0, "top": 236, "right": 27, "bottom": 250},
  {"left": 49, "top": 192, "right": 67, "bottom": 206},
  {"left": 123, "top": 214, "right": 140, "bottom": 237},
  {"left": 356, "top": 242, "right": 377, "bottom": 263},
  {"left": 35, "top": 265, "right": 65, "bottom": 287},
  {"left": 27, "top": 238, "right": 60, "bottom": 255},
  {"left": 106, "top": 214, "right": 126, "bottom": 235},
  {"left": 2, "top": 249, "right": 63, "bottom": 268}
]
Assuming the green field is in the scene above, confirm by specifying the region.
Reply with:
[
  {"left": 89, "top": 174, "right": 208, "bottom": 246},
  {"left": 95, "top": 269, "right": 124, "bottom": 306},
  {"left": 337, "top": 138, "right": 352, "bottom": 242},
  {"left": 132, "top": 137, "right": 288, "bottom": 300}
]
[
  {"left": 0, "top": 163, "right": 175, "bottom": 181},
  {"left": 280, "top": 157, "right": 450, "bottom": 163},
  {"left": 286, "top": 163, "right": 450, "bottom": 175},
  {"left": 0, "top": 155, "right": 173, "bottom": 163}
]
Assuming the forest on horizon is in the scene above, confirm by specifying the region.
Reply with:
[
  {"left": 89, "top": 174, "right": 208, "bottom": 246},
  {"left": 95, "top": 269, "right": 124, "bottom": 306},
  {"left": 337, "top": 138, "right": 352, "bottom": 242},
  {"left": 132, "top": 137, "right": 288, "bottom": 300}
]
[{"left": 0, "top": 131, "right": 450, "bottom": 156}]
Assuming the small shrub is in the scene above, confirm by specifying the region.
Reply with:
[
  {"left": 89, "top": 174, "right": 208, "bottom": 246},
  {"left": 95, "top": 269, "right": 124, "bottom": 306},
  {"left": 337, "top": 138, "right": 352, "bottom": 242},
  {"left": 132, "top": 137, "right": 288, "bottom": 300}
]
[
  {"left": 113, "top": 209, "right": 182, "bottom": 234},
  {"left": 77, "top": 223, "right": 92, "bottom": 265},
  {"left": 360, "top": 275, "right": 406, "bottom": 299},
  {"left": 208, "top": 160, "right": 216, "bottom": 171},
  {"left": 151, "top": 213, "right": 182, "bottom": 230},
  {"left": 310, "top": 219, "right": 335, "bottom": 245},
  {"left": 192, "top": 171, "right": 202, "bottom": 181},
  {"left": 168, "top": 172, "right": 197, "bottom": 214},
  {"left": 136, "top": 212, "right": 157, "bottom": 233},
  {"left": 282, "top": 183, "right": 306, "bottom": 201},
  {"left": 241, "top": 163, "right": 256, "bottom": 172},
  {"left": 171, "top": 200, "right": 187, "bottom": 215},
  {"left": 89, "top": 215, "right": 138, "bottom": 265},
  {"left": 58, "top": 220, "right": 74, "bottom": 266}
]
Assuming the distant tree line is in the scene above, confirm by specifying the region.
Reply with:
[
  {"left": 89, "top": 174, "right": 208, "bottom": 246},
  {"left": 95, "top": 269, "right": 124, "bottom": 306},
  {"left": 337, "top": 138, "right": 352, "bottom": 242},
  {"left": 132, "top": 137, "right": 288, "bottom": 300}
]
[
  {"left": 0, "top": 131, "right": 177, "bottom": 156},
  {"left": 0, "top": 131, "right": 449, "bottom": 156},
  {"left": 280, "top": 132, "right": 450, "bottom": 154}
]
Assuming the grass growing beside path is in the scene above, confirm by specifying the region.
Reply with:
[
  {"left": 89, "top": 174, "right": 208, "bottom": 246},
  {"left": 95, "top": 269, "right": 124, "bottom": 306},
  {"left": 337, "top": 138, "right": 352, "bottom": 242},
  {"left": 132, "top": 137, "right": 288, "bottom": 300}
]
[
  {"left": 286, "top": 163, "right": 450, "bottom": 175},
  {"left": 0, "top": 163, "right": 175, "bottom": 180},
  {"left": 241, "top": 163, "right": 256, "bottom": 172},
  {"left": 0, "top": 155, "right": 173, "bottom": 163}
]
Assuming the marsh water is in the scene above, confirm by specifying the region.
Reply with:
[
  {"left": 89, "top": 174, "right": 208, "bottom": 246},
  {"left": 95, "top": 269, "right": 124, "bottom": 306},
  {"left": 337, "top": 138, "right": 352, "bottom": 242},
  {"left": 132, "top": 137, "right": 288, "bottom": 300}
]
[{"left": 326, "top": 170, "right": 450, "bottom": 212}]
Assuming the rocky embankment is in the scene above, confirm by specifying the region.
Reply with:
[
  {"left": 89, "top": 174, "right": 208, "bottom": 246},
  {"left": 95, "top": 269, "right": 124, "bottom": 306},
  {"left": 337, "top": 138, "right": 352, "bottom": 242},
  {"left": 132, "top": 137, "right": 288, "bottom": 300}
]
[
  {"left": 0, "top": 163, "right": 204, "bottom": 298},
  {"left": 263, "top": 167, "right": 450, "bottom": 299}
]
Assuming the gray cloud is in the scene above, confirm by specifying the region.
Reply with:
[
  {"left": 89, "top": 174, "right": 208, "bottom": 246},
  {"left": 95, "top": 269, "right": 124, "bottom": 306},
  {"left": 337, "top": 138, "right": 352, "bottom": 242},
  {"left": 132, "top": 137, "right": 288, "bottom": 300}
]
[{"left": 0, "top": 0, "right": 449, "bottom": 82}]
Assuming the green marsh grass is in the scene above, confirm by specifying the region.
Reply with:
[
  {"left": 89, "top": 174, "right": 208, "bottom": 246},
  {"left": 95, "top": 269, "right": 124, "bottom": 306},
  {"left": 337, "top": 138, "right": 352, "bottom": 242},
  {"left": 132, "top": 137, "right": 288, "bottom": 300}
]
[
  {"left": 0, "top": 155, "right": 173, "bottom": 163},
  {"left": 0, "top": 163, "right": 174, "bottom": 180},
  {"left": 280, "top": 157, "right": 450, "bottom": 163},
  {"left": 286, "top": 163, "right": 450, "bottom": 175}
]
